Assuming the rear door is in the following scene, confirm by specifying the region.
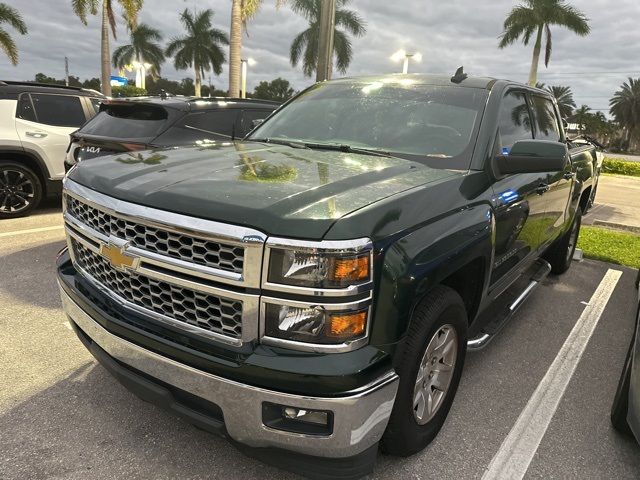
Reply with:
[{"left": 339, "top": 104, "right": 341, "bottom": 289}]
[
  {"left": 490, "top": 89, "right": 550, "bottom": 285},
  {"left": 529, "top": 94, "right": 572, "bottom": 245},
  {"left": 15, "top": 93, "right": 88, "bottom": 179}
]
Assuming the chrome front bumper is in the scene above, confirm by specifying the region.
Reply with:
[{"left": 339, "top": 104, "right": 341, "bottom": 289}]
[{"left": 60, "top": 288, "right": 399, "bottom": 458}]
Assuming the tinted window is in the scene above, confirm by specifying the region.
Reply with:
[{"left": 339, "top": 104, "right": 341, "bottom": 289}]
[
  {"left": 531, "top": 96, "right": 561, "bottom": 142},
  {"left": 250, "top": 82, "right": 487, "bottom": 169},
  {"left": 239, "top": 109, "right": 272, "bottom": 136},
  {"left": 30, "top": 94, "right": 86, "bottom": 127},
  {"left": 497, "top": 91, "right": 533, "bottom": 152},
  {"left": 155, "top": 110, "right": 239, "bottom": 146},
  {"left": 16, "top": 94, "right": 36, "bottom": 122},
  {"left": 79, "top": 104, "right": 169, "bottom": 139}
]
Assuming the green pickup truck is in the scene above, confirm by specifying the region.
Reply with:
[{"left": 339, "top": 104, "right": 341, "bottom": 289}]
[{"left": 57, "top": 73, "right": 598, "bottom": 479}]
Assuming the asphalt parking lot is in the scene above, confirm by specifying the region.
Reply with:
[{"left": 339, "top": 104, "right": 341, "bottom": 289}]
[{"left": 1, "top": 202, "right": 640, "bottom": 480}]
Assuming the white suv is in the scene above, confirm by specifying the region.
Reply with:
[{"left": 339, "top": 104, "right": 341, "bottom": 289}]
[{"left": 0, "top": 81, "right": 103, "bottom": 218}]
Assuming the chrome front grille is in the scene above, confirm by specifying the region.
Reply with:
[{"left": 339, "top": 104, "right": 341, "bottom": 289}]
[
  {"left": 71, "top": 239, "right": 244, "bottom": 339},
  {"left": 62, "top": 179, "right": 265, "bottom": 345},
  {"left": 66, "top": 195, "right": 245, "bottom": 274}
]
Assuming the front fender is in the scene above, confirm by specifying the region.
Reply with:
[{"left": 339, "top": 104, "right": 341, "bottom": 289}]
[{"left": 369, "top": 204, "right": 494, "bottom": 347}]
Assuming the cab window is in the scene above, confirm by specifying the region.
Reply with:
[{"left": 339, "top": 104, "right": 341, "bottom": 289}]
[
  {"left": 496, "top": 90, "right": 534, "bottom": 153},
  {"left": 531, "top": 95, "right": 561, "bottom": 142}
]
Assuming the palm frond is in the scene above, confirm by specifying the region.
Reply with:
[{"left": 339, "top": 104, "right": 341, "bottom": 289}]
[
  {"left": 71, "top": 0, "right": 98, "bottom": 25},
  {"left": 544, "top": 23, "right": 552, "bottom": 67},
  {"left": 0, "top": 26, "right": 18, "bottom": 65},
  {"left": 332, "top": 29, "right": 352, "bottom": 74},
  {"left": 0, "top": 3, "right": 28, "bottom": 33}
]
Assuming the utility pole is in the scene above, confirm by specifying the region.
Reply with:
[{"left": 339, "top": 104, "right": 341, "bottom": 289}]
[
  {"left": 315, "top": 0, "right": 336, "bottom": 82},
  {"left": 65, "top": 57, "right": 69, "bottom": 86}
]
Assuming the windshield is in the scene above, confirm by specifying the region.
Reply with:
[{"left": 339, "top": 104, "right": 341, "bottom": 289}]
[{"left": 249, "top": 80, "right": 488, "bottom": 169}]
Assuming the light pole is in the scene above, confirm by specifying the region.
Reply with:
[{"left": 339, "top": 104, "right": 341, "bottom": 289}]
[
  {"left": 132, "top": 61, "right": 152, "bottom": 90},
  {"left": 240, "top": 58, "right": 256, "bottom": 99},
  {"left": 391, "top": 50, "right": 422, "bottom": 74}
]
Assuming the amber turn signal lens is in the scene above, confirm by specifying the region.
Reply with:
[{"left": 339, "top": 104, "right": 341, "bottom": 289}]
[
  {"left": 329, "top": 311, "right": 367, "bottom": 338},
  {"left": 330, "top": 255, "right": 370, "bottom": 282}
]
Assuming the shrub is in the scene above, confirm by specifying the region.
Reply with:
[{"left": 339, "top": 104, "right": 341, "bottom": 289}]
[
  {"left": 111, "top": 85, "right": 147, "bottom": 97},
  {"left": 602, "top": 158, "right": 640, "bottom": 177}
]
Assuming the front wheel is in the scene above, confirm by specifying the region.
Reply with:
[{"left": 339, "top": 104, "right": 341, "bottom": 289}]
[
  {"left": 0, "top": 162, "right": 42, "bottom": 218},
  {"left": 381, "top": 285, "right": 467, "bottom": 456}
]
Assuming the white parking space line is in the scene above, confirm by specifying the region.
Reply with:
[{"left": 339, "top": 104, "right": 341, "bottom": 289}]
[
  {"left": 0, "top": 225, "right": 64, "bottom": 238},
  {"left": 481, "top": 268, "right": 623, "bottom": 480}
]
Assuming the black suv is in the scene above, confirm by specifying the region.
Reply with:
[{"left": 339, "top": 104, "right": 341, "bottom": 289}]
[{"left": 65, "top": 97, "right": 279, "bottom": 168}]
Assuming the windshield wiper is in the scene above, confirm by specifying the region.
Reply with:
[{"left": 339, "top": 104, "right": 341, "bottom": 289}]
[
  {"left": 251, "top": 138, "right": 391, "bottom": 157},
  {"left": 249, "top": 138, "right": 309, "bottom": 149}
]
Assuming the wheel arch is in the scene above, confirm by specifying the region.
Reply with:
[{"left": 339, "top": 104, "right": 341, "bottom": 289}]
[{"left": 0, "top": 148, "right": 50, "bottom": 195}]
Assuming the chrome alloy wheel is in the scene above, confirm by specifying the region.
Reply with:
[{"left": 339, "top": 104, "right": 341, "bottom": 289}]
[
  {"left": 413, "top": 325, "right": 458, "bottom": 425},
  {"left": 0, "top": 168, "right": 35, "bottom": 214}
]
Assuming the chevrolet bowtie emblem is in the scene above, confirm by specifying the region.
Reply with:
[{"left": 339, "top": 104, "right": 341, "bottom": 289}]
[{"left": 99, "top": 241, "right": 139, "bottom": 271}]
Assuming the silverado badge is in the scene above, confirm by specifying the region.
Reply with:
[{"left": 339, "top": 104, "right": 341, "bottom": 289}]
[{"left": 99, "top": 241, "right": 139, "bottom": 272}]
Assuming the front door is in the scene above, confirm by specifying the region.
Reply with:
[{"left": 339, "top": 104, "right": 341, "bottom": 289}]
[{"left": 490, "top": 90, "right": 549, "bottom": 285}]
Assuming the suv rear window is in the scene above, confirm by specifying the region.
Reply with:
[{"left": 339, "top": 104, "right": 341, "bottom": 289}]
[{"left": 79, "top": 103, "right": 169, "bottom": 139}]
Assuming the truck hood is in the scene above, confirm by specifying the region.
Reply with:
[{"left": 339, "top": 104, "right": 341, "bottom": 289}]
[{"left": 68, "top": 143, "right": 461, "bottom": 239}]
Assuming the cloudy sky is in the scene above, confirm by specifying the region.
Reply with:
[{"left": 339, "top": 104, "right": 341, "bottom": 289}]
[{"left": 2, "top": 0, "right": 640, "bottom": 113}]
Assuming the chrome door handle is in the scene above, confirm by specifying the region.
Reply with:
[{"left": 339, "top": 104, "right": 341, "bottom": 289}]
[
  {"left": 563, "top": 172, "right": 574, "bottom": 180},
  {"left": 25, "top": 131, "right": 48, "bottom": 138}
]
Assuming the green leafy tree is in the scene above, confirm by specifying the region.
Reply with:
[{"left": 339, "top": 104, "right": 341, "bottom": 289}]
[
  {"left": 546, "top": 85, "right": 576, "bottom": 119},
  {"left": 289, "top": 0, "right": 366, "bottom": 77},
  {"left": 0, "top": 3, "right": 27, "bottom": 65},
  {"left": 112, "top": 23, "right": 164, "bottom": 77},
  {"left": 72, "top": 0, "right": 143, "bottom": 96},
  {"left": 253, "top": 78, "right": 295, "bottom": 102},
  {"left": 166, "top": 9, "right": 228, "bottom": 97},
  {"left": 498, "top": 0, "right": 589, "bottom": 86},
  {"left": 34, "top": 73, "right": 64, "bottom": 85},
  {"left": 610, "top": 78, "right": 640, "bottom": 148}
]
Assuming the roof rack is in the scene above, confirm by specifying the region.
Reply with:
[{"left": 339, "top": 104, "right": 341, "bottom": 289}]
[{"left": 0, "top": 80, "right": 86, "bottom": 91}]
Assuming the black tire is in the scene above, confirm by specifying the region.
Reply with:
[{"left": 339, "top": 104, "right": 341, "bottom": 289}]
[
  {"left": 0, "top": 161, "right": 42, "bottom": 219},
  {"left": 544, "top": 207, "right": 582, "bottom": 275},
  {"left": 611, "top": 336, "right": 634, "bottom": 436},
  {"left": 381, "top": 285, "right": 467, "bottom": 456}
]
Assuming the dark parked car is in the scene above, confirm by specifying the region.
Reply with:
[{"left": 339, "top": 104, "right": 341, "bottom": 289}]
[
  {"left": 65, "top": 97, "right": 279, "bottom": 169},
  {"left": 58, "top": 73, "right": 599, "bottom": 479},
  {"left": 611, "top": 270, "right": 640, "bottom": 441}
]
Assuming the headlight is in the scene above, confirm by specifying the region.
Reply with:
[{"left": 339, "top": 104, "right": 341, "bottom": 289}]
[
  {"left": 263, "top": 302, "right": 369, "bottom": 345},
  {"left": 266, "top": 239, "right": 372, "bottom": 289}
]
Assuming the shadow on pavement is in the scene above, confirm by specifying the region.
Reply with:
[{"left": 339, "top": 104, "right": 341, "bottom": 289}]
[
  {"left": 0, "top": 239, "right": 66, "bottom": 310},
  {"left": 0, "top": 362, "right": 300, "bottom": 480}
]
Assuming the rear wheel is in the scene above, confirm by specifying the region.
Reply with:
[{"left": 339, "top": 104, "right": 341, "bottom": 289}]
[
  {"left": 0, "top": 162, "right": 42, "bottom": 218},
  {"left": 381, "top": 286, "right": 467, "bottom": 456},
  {"left": 544, "top": 206, "right": 582, "bottom": 275}
]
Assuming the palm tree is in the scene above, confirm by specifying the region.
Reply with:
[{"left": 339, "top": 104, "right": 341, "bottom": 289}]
[
  {"left": 289, "top": 0, "right": 366, "bottom": 77},
  {"left": 546, "top": 85, "right": 576, "bottom": 119},
  {"left": 228, "top": 0, "right": 286, "bottom": 98},
  {"left": 610, "top": 78, "right": 640, "bottom": 147},
  {"left": 574, "top": 105, "right": 591, "bottom": 134},
  {"left": 72, "top": 0, "right": 143, "bottom": 96},
  {"left": 0, "top": 3, "right": 27, "bottom": 65},
  {"left": 498, "top": 0, "right": 589, "bottom": 86},
  {"left": 166, "top": 9, "right": 228, "bottom": 97},
  {"left": 112, "top": 23, "right": 164, "bottom": 78}
]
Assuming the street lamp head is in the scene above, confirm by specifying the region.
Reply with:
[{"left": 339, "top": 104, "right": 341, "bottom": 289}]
[
  {"left": 391, "top": 49, "right": 407, "bottom": 62},
  {"left": 247, "top": 58, "right": 257, "bottom": 66},
  {"left": 413, "top": 53, "right": 423, "bottom": 63}
]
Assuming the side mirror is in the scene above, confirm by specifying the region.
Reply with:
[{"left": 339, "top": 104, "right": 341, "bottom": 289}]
[
  {"left": 251, "top": 118, "right": 265, "bottom": 129},
  {"left": 496, "top": 140, "right": 568, "bottom": 175}
]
